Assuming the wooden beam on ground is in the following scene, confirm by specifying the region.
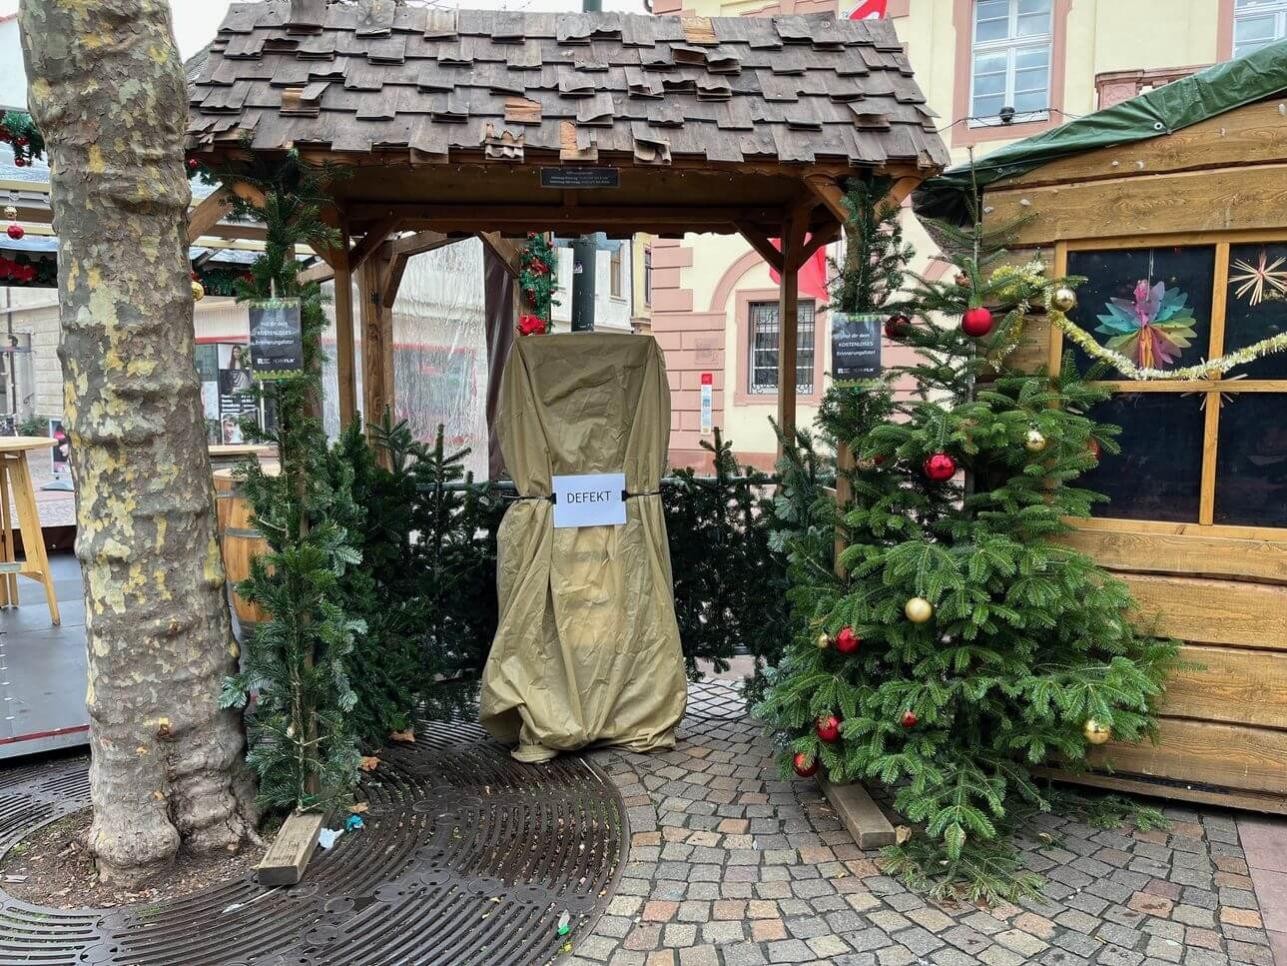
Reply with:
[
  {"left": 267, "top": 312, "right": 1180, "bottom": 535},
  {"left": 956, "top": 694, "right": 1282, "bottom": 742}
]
[
  {"left": 333, "top": 224, "right": 357, "bottom": 430},
  {"left": 348, "top": 216, "right": 401, "bottom": 272},
  {"left": 734, "top": 221, "right": 785, "bottom": 272},
  {"left": 819, "top": 778, "right": 897, "bottom": 849},
  {"left": 187, "top": 186, "right": 234, "bottom": 244},
  {"left": 257, "top": 811, "right": 325, "bottom": 887}
]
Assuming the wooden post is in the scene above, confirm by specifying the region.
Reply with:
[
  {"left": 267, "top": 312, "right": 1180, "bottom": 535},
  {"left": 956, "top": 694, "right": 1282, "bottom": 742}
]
[
  {"left": 332, "top": 227, "right": 357, "bottom": 430},
  {"left": 776, "top": 206, "right": 810, "bottom": 446},
  {"left": 358, "top": 255, "right": 394, "bottom": 438}
]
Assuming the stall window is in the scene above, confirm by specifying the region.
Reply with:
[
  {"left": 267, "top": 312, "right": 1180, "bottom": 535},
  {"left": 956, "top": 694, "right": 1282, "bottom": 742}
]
[
  {"left": 749, "top": 300, "right": 815, "bottom": 395},
  {"left": 1064, "top": 239, "right": 1287, "bottom": 531},
  {"left": 643, "top": 247, "right": 652, "bottom": 308},
  {"left": 970, "top": 0, "right": 1053, "bottom": 123},
  {"left": 1233, "top": 0, "right": 1287, "bottom": 58}
]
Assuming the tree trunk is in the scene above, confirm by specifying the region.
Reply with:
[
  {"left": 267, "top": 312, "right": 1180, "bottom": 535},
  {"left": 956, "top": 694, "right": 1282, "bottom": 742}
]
[{"left": 18, "top": 0, "right": 257, "bottom": 884}]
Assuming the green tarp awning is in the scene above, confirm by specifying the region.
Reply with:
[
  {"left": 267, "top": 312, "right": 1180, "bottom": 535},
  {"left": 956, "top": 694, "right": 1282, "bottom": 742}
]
[{"left": 914, "top": 40, "right": 1287, "bottom": 225}]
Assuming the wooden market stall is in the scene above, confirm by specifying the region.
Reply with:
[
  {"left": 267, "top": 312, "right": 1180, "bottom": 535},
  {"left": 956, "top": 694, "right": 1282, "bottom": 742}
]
[
  {"left": 183, "top": 0, "right": 949, "bottom": 451},
  {"left": 917, "top": 45, "right": 1287, "bottom": 813}
]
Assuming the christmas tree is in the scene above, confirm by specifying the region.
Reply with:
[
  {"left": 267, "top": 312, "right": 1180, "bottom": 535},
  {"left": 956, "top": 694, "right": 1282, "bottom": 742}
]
[{"left": 755, "top": 177, "right": 1177, "bottom": 899}]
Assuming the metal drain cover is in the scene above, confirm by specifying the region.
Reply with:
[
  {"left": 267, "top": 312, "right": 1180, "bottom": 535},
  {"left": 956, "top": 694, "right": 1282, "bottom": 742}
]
[{"left": 0, "top": 719, "right": 625, "bottom": 966}]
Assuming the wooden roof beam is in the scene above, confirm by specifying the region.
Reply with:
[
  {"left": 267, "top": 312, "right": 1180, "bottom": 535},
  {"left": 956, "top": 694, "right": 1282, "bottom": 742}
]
[
  {"left": 298, "top": 260, "right": 335, "bottom": 285},
  {"left": 347, "top": 215, "right": 401, "bottom": 272}
]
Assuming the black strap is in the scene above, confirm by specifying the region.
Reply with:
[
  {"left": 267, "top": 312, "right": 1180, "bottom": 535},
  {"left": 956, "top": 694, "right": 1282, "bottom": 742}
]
[{"left": 623, "top": 489, "right": 662, "bottom": 500}]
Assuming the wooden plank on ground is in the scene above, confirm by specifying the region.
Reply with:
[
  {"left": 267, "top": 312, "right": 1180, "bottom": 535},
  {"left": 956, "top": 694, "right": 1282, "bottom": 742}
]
[
  {"left": 819, "top": 778, "right": 896, "bottom": 849},
  {"left": 1162, "top": 645, "right": 1287, "bottom": 730},
  {"left": 1087, "top": 718, "right": 1287, "bottom": 796},
  {"left": 1033, "top": 767, "right": 1287, "bottom": 816},
  {"left": 1058, "top": 527, "right": 1287, "bottom": 584},
  {"left": 986, "top": 164, "right": 1287, "bottom": 245},
  {"left": 1002, "top": 100, "right": 1287, "bottom": 190},
  {"left": 1121, "top": 573, "right": 1287, "bottom": 649},
  {"left": 257, "top": 811, "right": 325, "bottom": 887}
]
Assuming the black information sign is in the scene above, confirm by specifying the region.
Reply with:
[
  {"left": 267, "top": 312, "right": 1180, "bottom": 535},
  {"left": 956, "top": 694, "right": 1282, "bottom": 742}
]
[
  {"left": 831, "top": 313, "right": 883, "bottom": 380},
  {"left": 248, "top": 298, "right": 305, "bottom": 380},
  {"left": 540, "top": 167, "right": 620, "bottom": 189}
]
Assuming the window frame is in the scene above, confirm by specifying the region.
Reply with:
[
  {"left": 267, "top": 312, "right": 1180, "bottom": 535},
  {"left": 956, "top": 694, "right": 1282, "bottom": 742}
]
[
  {"left": 747, "top": 298, "right": 817, "bottom": 397},
  {"left": 968, "top": 0, "right": 1054, "bottom": 126},
  {"left": 609, "top": 244, "right": 624, "bottom": 300},
  {"left": 1054, "top": 232, "right": 1287, "bottom": 537},
  {"left": 1232, "top": 0, "right": 1287, "bottom": 58}
]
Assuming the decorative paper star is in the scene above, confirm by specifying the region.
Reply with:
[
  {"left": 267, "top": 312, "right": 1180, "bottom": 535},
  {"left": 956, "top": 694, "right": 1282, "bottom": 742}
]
[
  {"left": 1094, "top": 279, "right": 1198, "bottom": 369},
  {"left": 1229, "top": 250, "right": 1287, "bottom": 306}
]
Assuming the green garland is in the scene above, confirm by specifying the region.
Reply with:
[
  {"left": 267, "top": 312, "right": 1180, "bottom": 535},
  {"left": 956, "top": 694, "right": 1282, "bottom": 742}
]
[
  {"left": 517, "top": 232, "right": 558, "bottom": 334},
  {"left": 0, "top": 111, "right": 44, "bottom": 167}
]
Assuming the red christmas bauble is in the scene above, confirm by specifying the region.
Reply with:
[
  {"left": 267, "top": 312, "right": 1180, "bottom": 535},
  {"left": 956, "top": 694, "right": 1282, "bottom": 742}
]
[
  {"left": 900, "top": 710, "right": 918, "bottom": 729},
  {"left": 13, "top": 158, "right": 26, "bottom": 168},
  {"left": 834, "top": 626, "right": 860, "bottom": 654},
  {"left": 0, "top": 128, "right": 9, "bottom": 143},
  {"left": 792, "top": 751, "right": 819, "bottom": 777},
  {"left": 187, "top": 157, "right": 200, "bottom": 171},
  {"left": 922, "top": 452, "right": 957, "bottom": 482},
  {"left": 884, "top": 313, "right": 911, "bottom": 339},
  {"left": 15, "top": 136, "right": 28, "bottom": 147},
  {"left": 816, "top": 714, "right": 841, "bottom": 743},
  {"left": 961, "top": 307, "right": 994, "bottom": 337},
  {"left": 6, "top": 223, "right": 23, "bottom": 241},
  {"left": 530, "top": 257, "right": 549, "bottom": 275}
]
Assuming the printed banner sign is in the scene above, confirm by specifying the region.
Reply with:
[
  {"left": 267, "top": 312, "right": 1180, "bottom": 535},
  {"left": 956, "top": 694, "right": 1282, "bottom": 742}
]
[
  {"left": 540, "top": 167, "right": 620, "bottom": 189},
  {"left": 831, "top": 312, "right": 883, "bottom": 379},
  {"left": 249, "top": 298, "right": 304, "bottom": 379},
  {"left": 552, "top": 472, "right": 627, "bottom": 529}
]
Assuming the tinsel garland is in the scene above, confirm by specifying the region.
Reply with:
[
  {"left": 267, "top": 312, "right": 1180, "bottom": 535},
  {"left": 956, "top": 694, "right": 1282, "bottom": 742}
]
[
  {"left": 1048, "top": 308, "right": 1287, "bottom": 381},
  {"left": 986, "top": 260, "right": 1287, "bottom": 380}
]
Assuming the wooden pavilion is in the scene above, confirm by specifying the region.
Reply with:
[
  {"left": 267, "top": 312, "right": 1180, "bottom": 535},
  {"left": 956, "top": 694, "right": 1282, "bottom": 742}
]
[{"left": 184, "top": 0, "right": 949, "bottom": 447}]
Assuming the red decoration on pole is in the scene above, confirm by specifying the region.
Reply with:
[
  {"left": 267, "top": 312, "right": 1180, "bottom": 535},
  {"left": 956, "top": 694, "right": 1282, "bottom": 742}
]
[
  {"left": 922, "top": 452, "right": 957, "bottom": 482},
  {"left": 816, "top": 715, "right": 842, "bottom": 743},
  {"left": 961, "top": 307, "right": 994, "bottom": 337},
  {"left": 791, "top": 752, "right": 820, "bottom": 777},
  {"left": 834, "top": 626, "right": 860, "bottom": 654}
]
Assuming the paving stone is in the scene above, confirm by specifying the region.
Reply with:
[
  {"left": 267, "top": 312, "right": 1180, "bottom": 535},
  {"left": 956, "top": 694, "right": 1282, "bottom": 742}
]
[
  {"left": 677, "top": 945, "right": 719, "bottom": 966},
  {"left": 807, "top": 934, "right": 852, "bottom": 958},
  {"left": 722, "top": 944, "right": 769, "bottom": 966},
  {"left": 1145, "top": 935, "right": 1184, "bottom": 963},
  {"left": 766, "top": 938, "right": 815, "bottom": 963},
  {"left": 1097, "top": 946, "right": 1144, "bottom": 966},
  {"left": 995, "top": 928, "right": 1049, "bottom": 957},
  {"left": 699, "top": 921, "right": 744, "bottom": 945},
  {"left": 753, "top": 919, "right": 788, "bottom": 941}
]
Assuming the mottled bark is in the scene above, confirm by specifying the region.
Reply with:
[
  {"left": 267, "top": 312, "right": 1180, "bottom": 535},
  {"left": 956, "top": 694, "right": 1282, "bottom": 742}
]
[{"left": 18, "top": 0, "right": 256, "bottom": 884}]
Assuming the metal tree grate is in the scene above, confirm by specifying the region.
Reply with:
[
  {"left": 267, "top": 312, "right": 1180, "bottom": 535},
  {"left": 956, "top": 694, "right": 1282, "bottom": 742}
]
[{"left": 0, "top": 720, "right": 625, "bottom": 966}]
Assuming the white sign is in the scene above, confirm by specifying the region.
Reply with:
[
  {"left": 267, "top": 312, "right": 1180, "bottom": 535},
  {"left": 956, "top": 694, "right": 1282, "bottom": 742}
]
[
  {"left": 552, "top": 472, "right": 627, "bottom": 529},
  {"left": 700, "top": 383, "right": 713, "bottom": 435}
]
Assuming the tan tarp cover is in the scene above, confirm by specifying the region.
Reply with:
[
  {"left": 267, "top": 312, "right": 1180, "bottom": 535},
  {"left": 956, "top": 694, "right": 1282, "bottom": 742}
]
[{"left": 480, "top": 332, "right": 687, "bottom": 761}]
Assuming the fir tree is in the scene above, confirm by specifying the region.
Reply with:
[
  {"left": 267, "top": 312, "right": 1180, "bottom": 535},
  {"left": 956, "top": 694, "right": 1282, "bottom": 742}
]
[
  {"left": 755, "top": 177, "right": 1178, "bottom": 899},
  {"left": 218, "top": 154, "right": 364, "bottom": 812}
]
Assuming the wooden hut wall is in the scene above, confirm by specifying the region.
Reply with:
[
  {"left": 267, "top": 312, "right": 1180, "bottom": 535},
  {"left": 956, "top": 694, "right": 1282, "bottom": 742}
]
[{"left": 981, "top": 98, "right": 1287, "bottom": 813}]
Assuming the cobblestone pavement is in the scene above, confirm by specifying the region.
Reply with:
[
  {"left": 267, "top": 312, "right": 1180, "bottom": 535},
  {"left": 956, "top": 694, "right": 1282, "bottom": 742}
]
[{"left": 565, "top": 682, "right": 1276, "bottom": 966}]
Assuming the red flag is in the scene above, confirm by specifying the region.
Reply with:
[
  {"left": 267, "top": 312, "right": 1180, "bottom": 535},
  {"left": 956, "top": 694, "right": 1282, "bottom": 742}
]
[
  {"left": 768, "top": 236, "right": 830, "bottom": 304},
  {"left": 848, "top": 0, "right": 888, "bottom": 19}
]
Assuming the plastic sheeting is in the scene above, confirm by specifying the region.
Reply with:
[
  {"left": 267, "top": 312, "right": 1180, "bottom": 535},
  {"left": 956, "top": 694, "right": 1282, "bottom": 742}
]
[
  {"left": 322, "top": 239, "right": 490, "bottom": 479},
  {"left": 480, "top": 333, "right": 687, "bottom": 762},
  {"left": 914, "top": 39, "right": 1287, "bottom": 225}
]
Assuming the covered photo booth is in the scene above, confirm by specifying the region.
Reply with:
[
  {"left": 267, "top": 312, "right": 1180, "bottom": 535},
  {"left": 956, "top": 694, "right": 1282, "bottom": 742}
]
[{"left": 480, "top": 333, "right": 687, "bottom": 761}]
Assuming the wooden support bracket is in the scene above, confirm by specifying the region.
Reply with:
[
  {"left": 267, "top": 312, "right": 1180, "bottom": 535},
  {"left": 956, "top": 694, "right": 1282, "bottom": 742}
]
[
  {"left": 348, "top": 216, "right": 402, "bottom": 272},
  {"left": 476, "top": 231, "right": 523, "bottom": 277},
  {"left": 257, "top": 810, "right": 325, "bottom": 887},
  {"left": 803, "top": 174, "right": 849, "bottom": 226},
  {"left": 299, "top": 260, "right": 336, "bottom": 285},
  {"left": 187, "top": 186, "right": 234, "bottom": 244},
  {"left": 734, "top": 221, "right": 785, "bottom": 272}
]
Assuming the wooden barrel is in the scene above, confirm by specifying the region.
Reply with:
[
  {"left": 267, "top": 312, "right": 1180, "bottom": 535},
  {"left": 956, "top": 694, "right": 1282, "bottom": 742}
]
[{"left": 213, "top": 463, "right": 280, "bottom": 631}]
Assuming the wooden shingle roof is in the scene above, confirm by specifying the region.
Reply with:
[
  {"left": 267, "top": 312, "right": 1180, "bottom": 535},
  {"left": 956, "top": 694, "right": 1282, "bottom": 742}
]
[{"left": 186, "top": 0, "right": 949, "bottom": 172}]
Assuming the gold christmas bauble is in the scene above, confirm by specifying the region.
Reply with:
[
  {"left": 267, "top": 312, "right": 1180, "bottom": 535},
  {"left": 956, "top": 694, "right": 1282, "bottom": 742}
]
[
  {"left": 1024, "top": 428, "right": 1048, "bottom": 453},
  {"left": 191, "top": 280, "right": 205, "bottom": 303},
  {"left": 816, "top": 632, "right": 831, "bottom": 650},
  {"left": 904, "top": 596, "right": 934, "bottom": 624},
  {"left": 1083, "top": 718, "right": 1112, "bottom": 745},
  {"left": 3, "top": 205, "right": 16, "bottom": 220},
  {"left": 1051, "top": 286, "right": 1077, "bottom": 313}
]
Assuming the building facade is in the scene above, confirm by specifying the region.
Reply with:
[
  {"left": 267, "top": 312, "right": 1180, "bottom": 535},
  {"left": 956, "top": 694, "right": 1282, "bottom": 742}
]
[{"left": 649, "top": 0, "right": 1283, "bottom": 469}]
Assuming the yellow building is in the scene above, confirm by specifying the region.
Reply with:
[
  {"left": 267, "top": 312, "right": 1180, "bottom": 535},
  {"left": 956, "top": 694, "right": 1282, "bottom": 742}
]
[{"left": 650, "top": 0, "right": 1281, "bottom": 469}]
